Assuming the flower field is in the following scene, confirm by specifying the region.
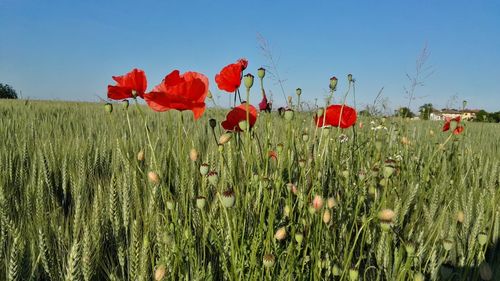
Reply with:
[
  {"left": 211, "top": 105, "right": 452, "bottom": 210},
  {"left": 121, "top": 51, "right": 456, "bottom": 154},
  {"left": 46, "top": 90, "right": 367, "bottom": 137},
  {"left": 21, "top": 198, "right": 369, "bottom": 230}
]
[{"left": 0, "top": 66, "right": 499, "bottom": 280}]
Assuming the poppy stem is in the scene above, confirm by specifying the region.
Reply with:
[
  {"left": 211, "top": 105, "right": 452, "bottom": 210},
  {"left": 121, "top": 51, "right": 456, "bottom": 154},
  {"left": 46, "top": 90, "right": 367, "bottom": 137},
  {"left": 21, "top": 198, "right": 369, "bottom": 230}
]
[
  {"left": 233, "top": 90, "right": 237, "bottom": 107},
  {"left": 211, "top": 127, "right": 218, "bottom": 145},
  {"left": 237, "top": 88, "right": 242, "bottom": 103}
]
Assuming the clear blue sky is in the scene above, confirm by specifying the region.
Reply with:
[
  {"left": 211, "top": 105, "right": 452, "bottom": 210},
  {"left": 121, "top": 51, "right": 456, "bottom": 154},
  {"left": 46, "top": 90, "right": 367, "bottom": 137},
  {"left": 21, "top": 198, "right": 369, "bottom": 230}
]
[{"left": 1, "top": 0, "right": 499, "bottom": 112}]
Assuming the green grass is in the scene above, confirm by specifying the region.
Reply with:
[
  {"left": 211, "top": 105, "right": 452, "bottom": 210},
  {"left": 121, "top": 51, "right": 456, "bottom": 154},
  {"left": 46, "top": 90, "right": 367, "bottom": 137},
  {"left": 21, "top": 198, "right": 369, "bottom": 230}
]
[{"left": 0, "top": 99, "right": 499, "bottom": 280}]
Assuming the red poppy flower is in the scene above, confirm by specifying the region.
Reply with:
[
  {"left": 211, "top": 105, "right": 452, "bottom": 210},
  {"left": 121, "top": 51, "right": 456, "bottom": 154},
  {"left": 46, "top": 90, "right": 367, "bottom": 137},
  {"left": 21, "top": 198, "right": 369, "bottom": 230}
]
[
  {"left": 144, "top": 70, "right": 209, "bottom": 120},
  {"left": 453, "top": 125, "right": 464, "bottom": 135},
  {"left": 442, "top": 116, "right": 461, "bottom": 132},
  {"left": 215, "top": 59, "right": 248, "bottom": 92},
  {"left": 107, "top": 68, "right": 147, "bottom": 100},
  {"left": 314, "top": 104, "right": 357, "bottom": 129},
  {"left": 221, "top": 103, "right": 257, "bottom": 131},
  {"left": 259, "top": 90, "right": 272, "bottom": 112},
  {"left": 268, "top": 150, "right": 277, "bottom": 160}
]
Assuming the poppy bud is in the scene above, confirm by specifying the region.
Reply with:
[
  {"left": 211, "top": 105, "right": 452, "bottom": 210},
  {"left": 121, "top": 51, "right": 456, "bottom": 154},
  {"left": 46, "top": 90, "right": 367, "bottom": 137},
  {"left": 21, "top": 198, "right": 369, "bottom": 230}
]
[
  {"left": 283, "top": 205, "right": 291, "bottom": 217},
  {"left": 148, "top": 171, "right": 160, "bottom": 185},
  {"left": 312, "top": 195, "right": 324, "bottom": 211},
  {"left": 329, "top": 77, "right": 338, "bottom": 91},
  {"left": 347, "top": 74, "right": 353, "bottom": 82},
  {"left": 327, "top": 197, "right": 336, "bottom": 209},
  {"left": 263, "top": 254, "right": 275, "bottom": 268},
  {"left": 401, "top": 243, "right": 414, "bottom": 258},
  {"left": 221, "top": 189, "right": 235, "bottom": 208},
  {"left": 209, "top": 118, "right": 217, "bottom": 129},
  {"left": 284, "top": 109, "right": 294, "bottom": 121},
  {"left": 104, "top": 103, "right": 113, "bottom": 113},
  {"left": 218, "top": 144, "right": 224, "bottom": 153},
  {"left": 378, "top": 209, "right": 395, "bottom": 223},
  {"left": 166, "top": 200, "right": 175, "bottom": 210},
  {"left": 276, "top": 143, "right": 284, "bottom": 153},
  {"left": 478, "top": 232, "right": 488, "bottom": 245},
  {"left": 322, "top": 210, "right": 331, "bottom": 224},
  {"left": 137, "top": 150, "right": 145, "bottom": 162},
  {"left": 199, "top": 163, "right": 209, "bottom": 176},
  {"left": 196, "top": 196, "right": 206, "bottom": 209},
  {"left": 122, "top": 99, "right": 129, "bottom": 110},
  {"left": 257, "top": 67, "right": 266, "bottom": 79},
  {"left": 244, "top": 74, "right": 254, "bottom": 89},
  {"left": 274, "top": 227, "right": 287, "bottom": 241},
  {"left": 295, "top": 232, "right": 304, "bottom": 244},
  {"left": 442, "top": 239, "right": 453, "bottom": 251},
  {"left": 238, "top": 120, "right": 248, "bottom": 131},
  {"left": 288, "top": 96, "right": 293, "bottom": 105},
  {"left": 154, "top": 264, "right": 166, "bottom": 281},
  {"left": 302, "top": 133, "right": 309, "bottom": 142},
  {"left": 456, "top": 211, "right": 464, "bottom": 223},
  {"left": 296, "top": 88, "right": 302, "bottom": 96},
  {"left": 413, "top": 272, "right": 424, "bottom": 281},
  {"left": 189, "top": 148, "right": 198, "bottom": 162},
  {"left": 219, "top": 133, "right": 232, "bottom": 145},
  {"left": 207, "top": 171, "right": 218, "bottom": 186},
  {"left": 207, "top": 90, "right": 213, "bottom": 99}
]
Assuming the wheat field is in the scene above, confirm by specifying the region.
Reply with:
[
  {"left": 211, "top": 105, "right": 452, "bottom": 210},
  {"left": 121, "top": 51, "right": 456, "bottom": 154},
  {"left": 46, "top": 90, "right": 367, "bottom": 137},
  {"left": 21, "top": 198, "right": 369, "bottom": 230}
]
[{"left": 0, "top": 99, "right": 499, "bottom": 280}]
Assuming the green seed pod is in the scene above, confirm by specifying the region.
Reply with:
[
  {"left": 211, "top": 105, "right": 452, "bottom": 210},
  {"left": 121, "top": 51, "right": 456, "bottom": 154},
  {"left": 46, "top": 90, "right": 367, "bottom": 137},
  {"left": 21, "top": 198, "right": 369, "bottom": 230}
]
[
  {"left": 244, "top": 73, "right": 254, "bottom": 89},
  {"left": 347, "top": 73, "right": 353, "bottom": 82},
  {"left": 196, "top": 196, "right": 206, "bottom": 209},
  {"left": 257, "top": 67, "right": 266, "bottom": 79},
  {"left": 166, "top": 200, "right": 175, "bottom": 211},
  {"left": 207, "top": 171, "right": 219, "bottom": 186},
  {"left": 296, "top": 88, "right": 302, "bottom": 96},
  {"left": 302, "top": 133, "right": 309, "bottom": 142},
  {"left": 104, "top": 103, "right": 113, "bottom": 113},
  {"left": 199, "top": 163, "right": 209, "bottom": 176},
  {"left": 383, "top": 166, "right": 395, "bottom": 178},
  {"left": 294, "top": 232, "right": 303, "bottom": 244},
  {"left": 329, "top": 76, "right": 338, "bottom": 91},
  {"left": 263, "top": 254, "right": 275, "bottom": 268},
  {"left": 442, "top": 239, "right": 453, "bottom": 251},
  {"left": 405, "top": 243, "right": 415, "bottom": 255},
  {"left": 413, "top": 272, "right": 425, "bottom": 281},
  {"left": 122, "top": 99, "right": 129, "bottom": 110},
  {"left": 284, "top": 109, "right": 294, "bottom": 121},
  {"left": 349, "top": 269, "right": 359, "bottom": 281},
  {"left": 478, "top": 232, "right": 488, "bottom": 246},
  {"left": 221, "top": 190, "right": 235, "bottom": 208}
]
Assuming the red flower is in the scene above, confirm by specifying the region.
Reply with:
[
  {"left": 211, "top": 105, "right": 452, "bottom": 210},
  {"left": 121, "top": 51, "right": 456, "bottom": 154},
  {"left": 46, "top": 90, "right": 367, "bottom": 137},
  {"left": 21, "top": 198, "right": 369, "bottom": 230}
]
[
  {"left": 107, "top": 68, "right": 147, "bottom": 100},
  {"left": 144, "top": 70, "right": 209, "bottom": 120},
  {"left": 442, "top": 116, "right": 464, "bottom": 135},
  {"left": 314, "top": 104, "right": 357, "bottom": 129},
  {"left": 221, "top": 103, "right": 257, "bottom": 131},
  {"left": 215, "top": 59, "right": 248, "bottom": 92},
  {"left": 268, "top": 150, "right": 277, "bottom": 160},
  {"left": 259, "top": 90, "right": 272, "bottom": 112}
]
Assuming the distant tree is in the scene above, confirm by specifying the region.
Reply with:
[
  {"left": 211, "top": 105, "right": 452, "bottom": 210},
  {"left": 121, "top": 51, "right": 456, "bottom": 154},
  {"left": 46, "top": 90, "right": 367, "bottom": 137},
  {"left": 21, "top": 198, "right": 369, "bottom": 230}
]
[
  {"left": 419, "top": 103, "right": 434, "bottom": 120},
  {"left": 489, "top": 111, "right": 500, "bottom": 123},
  {"left": 475, "top": 110, "right": 490, "bottom": 122},
  {"left": 395, "top": 107, "right": 415, "bottom": 118},
  {"left": 0, "top": 83, "right": 18, "bottom": 99}
]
